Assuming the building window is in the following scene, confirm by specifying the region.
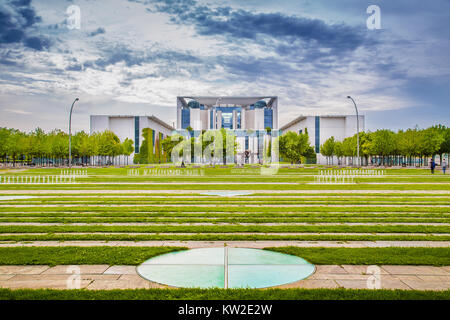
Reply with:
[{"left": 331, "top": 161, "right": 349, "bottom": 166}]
[
  {"left": 264, "top": 109, "right": 273, "bottom": 129},
  {"left": 236, "top": 111, "right": 241, "bottom": 129},
  {"left": 210, "top": 109, "right": 214, "bottom": 129},
  {"left": 245, "top": 136, "right": 249, "bottom": 150},
  {"left": 222, "top": 112, "right": 233, "bottom": 129},
  {"left": 134, "top": 116, "right": 140, "bottom": 154},
  {"left": 315, "top": 116, "right": 320, "bottom": 153},
  {"left": 152, "top": 129, "right": 155, "bottom": 152},
  {"left": 181, "top": 109, "right": 190, "bottom": 129}
]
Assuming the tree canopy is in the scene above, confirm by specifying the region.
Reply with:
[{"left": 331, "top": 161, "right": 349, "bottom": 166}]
[{"left": 0, "top": 127, "right": 133, "bottom": 166}]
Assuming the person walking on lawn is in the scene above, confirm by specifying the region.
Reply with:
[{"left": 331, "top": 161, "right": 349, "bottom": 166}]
[
  {"left": 443, "top": 160, "right": 447, "bottom": 174},
  {"left": 430, "top": 159, "right": 436, "bottom": 174}
]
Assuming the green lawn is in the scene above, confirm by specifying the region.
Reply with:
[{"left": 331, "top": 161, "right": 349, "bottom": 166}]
[
  {"left": 0, "top": 247, "right": 448, "bottom": 266},
  {"left": 1, "top": 288, "right": 449, "bottom": 300},
  {"left": 0, "top": 166, "right": 449, "bottom": 287}
]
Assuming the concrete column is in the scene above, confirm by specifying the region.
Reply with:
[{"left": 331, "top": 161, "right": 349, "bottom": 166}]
[
  {"left": 272, "top": 97, "right": 278, "bottom": 130},
  {"left": 176, "top": 97, "right": 183, "bottom": 129}
]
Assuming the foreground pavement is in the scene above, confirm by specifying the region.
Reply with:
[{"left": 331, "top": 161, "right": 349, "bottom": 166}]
[
  {"left": 0, "top": 241, "right": 449, "bottom": 248},
  {"left": 0, "top": 264, "right": 449, "bottom": 291}
]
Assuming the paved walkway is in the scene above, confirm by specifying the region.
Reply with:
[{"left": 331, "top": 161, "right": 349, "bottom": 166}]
[
  {"left": 1, "top": 240, "right": 450, "bottom": 248},
  {"left": 0, "top": 264, "right": 449, "bottom": 291}
]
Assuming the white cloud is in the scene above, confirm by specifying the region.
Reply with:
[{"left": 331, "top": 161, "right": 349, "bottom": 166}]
[{"left": 3, "top": 108, "right": 32, "bottom": 115}]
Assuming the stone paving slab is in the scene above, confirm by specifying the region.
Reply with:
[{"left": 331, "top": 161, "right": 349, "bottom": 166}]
[
  {"left": 380, "top": 265, "right": 449, "bottom": 275},
  {"left": 0, "top": 264, "right": 449, "bottom": 291},
  {"left": 0, "top": 280, "right": 92, "bottom": 289},
  {"left": 277, "top": 279, "right": 339, "bottom": 289},
  {"left": 401, "top": 280, "right": 450, "bottom": 291},
  {"left": 0, "top": 265, "right": 49, "bottom": 275},
  {"left": 104, "top": 266, "right": 137, "bottom": 275},
  {"left": 42, "top": 265, "right": 110, "bottom": 275},
  {"left": 341, "top": 265, "right": 390, "bottom": 275},
  {"left": 86, "top": 280, "right": 152, "bottom": 290},
  {"left": 10, "top": 274, "right": 121, "bottom": 281}
]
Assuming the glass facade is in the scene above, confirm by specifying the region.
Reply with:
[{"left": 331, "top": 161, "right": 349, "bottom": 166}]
[
  {"left": 134, "top": 116, "right": 140, "bottom": 154},
  {"left": 236, "top": 111, "right": 241, "bottom": 129},
  {"left": 221, "top": 113, "right": 233, "bottom": 129},
  {"left": 315, "top": 116, "right": 320, "bottom": 153},
  {"left": 210, "top": 109, "right": 214, "bottom": 129},
  {"left": 215, "top": 107, "right": 242, "bottom": 129},
  {"left": 264, "top": 109, "right": 273, "bottom": 129},
  {"left": 181, "top": 109, "right": 190, "bottom": 129}
]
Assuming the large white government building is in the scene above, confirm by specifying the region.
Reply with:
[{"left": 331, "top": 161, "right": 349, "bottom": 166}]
[
  {"left": 280, "top": 115, "right": 365, "bottom": 165},
  {"left": 90, "top": 115, "right": 174, "bottom": 164},
  {"left": 176, "top": 96, "right": 278, "bottom": 164},
  {"left": 89, "top": 97, "right": 365, "bottom": 165}
]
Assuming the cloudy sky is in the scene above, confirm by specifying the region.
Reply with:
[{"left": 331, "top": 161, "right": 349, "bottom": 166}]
[{"left": 0, "top": 0, "right": 449, "bottom": 133}]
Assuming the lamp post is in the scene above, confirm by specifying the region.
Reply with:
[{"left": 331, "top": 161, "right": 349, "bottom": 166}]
[
  {"left": 347, "top": 96, "right": 360, "bottom": 167},
  {"left": 68, "top": 98, "right": 79, "bottom": 169}
]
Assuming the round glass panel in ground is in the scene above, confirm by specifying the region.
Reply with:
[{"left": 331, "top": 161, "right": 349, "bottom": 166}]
[{"left": 137, "top": 248, "right": 315, "bottom": 289}]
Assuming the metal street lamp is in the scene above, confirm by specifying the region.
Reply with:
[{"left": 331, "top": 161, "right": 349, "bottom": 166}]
[
  {"left": 68, "top": 98, "right": 79, "bottom": 169},
  {"left": 347, "top": 96, "right": 360, "bottom": 167}
]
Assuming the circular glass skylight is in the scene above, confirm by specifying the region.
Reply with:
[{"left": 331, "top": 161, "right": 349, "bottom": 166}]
[{"left": 137, "top": 247, "right": 315, "bottom": 289}]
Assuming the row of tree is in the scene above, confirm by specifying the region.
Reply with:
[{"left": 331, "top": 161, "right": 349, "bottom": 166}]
[
  {"left": 320, "top": 125, "right": 450, "bottom": 166},
  {"left": 2, "top": 124, "right": 448, "bottom": 167},
  {"left": 158, "top": 129, "right": 316, "bottom": 165},
  {"left": 158, "top": 129, "right": 238, "bottom": 164},
  {"left": 0, "top": 127, "right": 134, "bottom": 166}
]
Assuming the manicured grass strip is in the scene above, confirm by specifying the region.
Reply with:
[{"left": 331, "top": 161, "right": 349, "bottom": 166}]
[
  {"left": 3, "top": 192, "right": 450, "bottom": 197},
  {"left": 3, "top": 199, "right": 450, "bottom": 205},
  {"left": 0, "top": 288, "right": 449, "bottom": 300},
  {"left": 0, "top": 247, "right": 449, "bottom": 266},
  {"left": 1, "top": 206, "right": 448, "bottom": 213},
  {"left": 1, "top": 225, "right": 448, "bottom": 233},
  {"left": 1, "top": 184, "right": 449, "bottom": 191},
  {"left": 0, "top": 234, "right": 449, "bottom": 241},
  {"left": 0, "top": 212, "right": 447, "bottom": 218},
  {"left": 0, "top": 217, "right": 448, "bottom": 223},
  {"left": 267, "top": 247, "right": 450, "bottom": 266},
  {"left": 0, "top": 247, "right": 186, "bottom": 266}
]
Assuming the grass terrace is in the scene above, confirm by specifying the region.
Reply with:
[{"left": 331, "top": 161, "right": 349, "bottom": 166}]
[{"left": 0, "top": 165, "right": 449, "bottom": 298}]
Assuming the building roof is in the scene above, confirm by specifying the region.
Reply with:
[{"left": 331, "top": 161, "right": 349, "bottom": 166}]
[
  {"left": 280, "top": 115, "right": 364, "bottom": 131},
  {"left": 90, "top": 115, "right": 174, "bottom": 131},
  {"left": 280, "top": 116, "right": 307, "bottom": 131},
  {"left": 177, "top": 96, "right": 277, "bottom": 108}
]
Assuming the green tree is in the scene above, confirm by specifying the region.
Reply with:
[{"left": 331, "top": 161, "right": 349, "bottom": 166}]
[
  {"left": 419, "top": 127, "right": 445, "bottom": 165},
  {"left": 279, "top": 131, "right": 312, "bottom": 164},
  {"left": 98, "top": 130, "right": 121, "bottom": 165},
  {"left": 121, "top": 138, "right": 134, "bottom": 165},
  {"left": 334, "top": 141, "right": 344, "bottom": 165},
  {"left": 320, "top": 136, "right": 335, "bottom": 165},
  {"left": 0, "top": 128, "right": 12, "bottom": 163},
  {"left": 369, "top": 130, "right": 397, "bottom": 165}
]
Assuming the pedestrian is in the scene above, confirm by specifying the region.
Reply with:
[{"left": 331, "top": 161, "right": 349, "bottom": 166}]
[
  {"left": 430, "top": 159, "right": 436, "bottom": 174},
  {"left": 443, "top": 160, "right": 447, "bottom": 175}
]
